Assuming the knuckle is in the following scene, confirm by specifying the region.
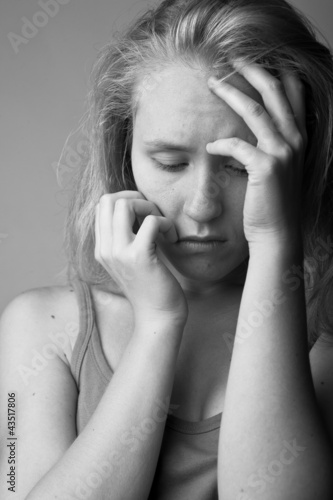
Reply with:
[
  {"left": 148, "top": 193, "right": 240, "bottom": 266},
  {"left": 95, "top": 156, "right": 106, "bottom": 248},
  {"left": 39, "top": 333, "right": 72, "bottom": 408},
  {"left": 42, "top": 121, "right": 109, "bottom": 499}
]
[
  {"left": 293, "top": 133, "right": 304, "bottom": 150},
  {"left": 229, "top": 137, "right": 241, "bottom": 148},
  {"left": 284, "top": 108, "right": 296, "bottom": 122},
  {"left": 114, "top": 198, "right": 127, "bottom": 210},
  {"left": 267, "top": 78, "right": 283, "bottom": 92},
  {"left": 99, "top": 193, "right": 112, "bottom": 205},
  {"left": 260, "top": 125, "right": 274, "bottom": 141},
  {"left": 238, "top": 140, "right": 249, "bottom": 152},
  {"left": 280, "top": 143, "right": 293, "bottom": 161},
  {"left": 143, "top": 214, "right": 158, "bottom": 229},
  {"left": 246, "top": 100, "right": 264, "bottom": 117}
]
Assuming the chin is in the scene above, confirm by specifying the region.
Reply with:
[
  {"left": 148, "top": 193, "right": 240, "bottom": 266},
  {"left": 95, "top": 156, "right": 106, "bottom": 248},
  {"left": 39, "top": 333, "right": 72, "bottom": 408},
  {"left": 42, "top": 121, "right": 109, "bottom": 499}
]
[
  {"left": 176, "top": 261, "right": 241, "bottom": 282},
  {"left": 158, "top": 245, "right": 245, "bottom": 282}
]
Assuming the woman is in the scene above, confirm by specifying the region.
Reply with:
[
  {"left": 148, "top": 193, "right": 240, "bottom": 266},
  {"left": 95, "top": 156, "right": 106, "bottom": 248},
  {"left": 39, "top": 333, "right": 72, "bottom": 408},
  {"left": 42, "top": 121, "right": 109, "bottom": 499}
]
[{"left": 1, "top": 0, "right": 333, "bottom": 498}]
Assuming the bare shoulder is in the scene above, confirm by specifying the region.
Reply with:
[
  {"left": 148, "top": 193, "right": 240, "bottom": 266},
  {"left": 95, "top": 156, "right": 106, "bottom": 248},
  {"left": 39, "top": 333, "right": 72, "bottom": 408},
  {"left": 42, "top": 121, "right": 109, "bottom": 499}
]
[
  {"left": 310, "top": 331, "right": 333, "bottom": 444},
  {"left": 0, "top": 285, "right": 81, "bottom": 497},
  {"left": 0, "top": 284, "right": 80, "bottom": 368}
]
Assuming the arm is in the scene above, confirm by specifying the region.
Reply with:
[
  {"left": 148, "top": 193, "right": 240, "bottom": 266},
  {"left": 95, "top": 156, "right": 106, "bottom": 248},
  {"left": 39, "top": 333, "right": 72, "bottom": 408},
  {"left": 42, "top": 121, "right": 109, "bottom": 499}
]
[
  {"left": 217, "top": 240, "right": 333, "bottom": 499},
  {"left": 207, "top": 62, "right": 333, "bottom": 499},
  {"left": 27, "top": 321, "right": 183, "bottom": 500},
  {"left": 0, "top": 291, "right": 184, "bottom": 500}
]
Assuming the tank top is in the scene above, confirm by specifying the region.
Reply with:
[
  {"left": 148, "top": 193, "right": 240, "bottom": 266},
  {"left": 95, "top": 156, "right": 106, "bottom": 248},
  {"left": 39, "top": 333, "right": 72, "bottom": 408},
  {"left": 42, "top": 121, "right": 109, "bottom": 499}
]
[{"left": 69, "top": 277, "right": 222, "bottom": 499}]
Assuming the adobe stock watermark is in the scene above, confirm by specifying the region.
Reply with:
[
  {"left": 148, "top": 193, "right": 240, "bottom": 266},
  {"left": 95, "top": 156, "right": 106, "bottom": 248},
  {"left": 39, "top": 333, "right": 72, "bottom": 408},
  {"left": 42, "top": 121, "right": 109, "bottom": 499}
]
[
  {"left": 139, "top": 70, "right": 164, "bottom": 97},
  {"left": 64, "top": 395, "right": 180, "bottom": 500},
  {"left": 16, "top": 321, "right": 78, "bottom": 386},
  {"left": 222, "top": 286, "right": 286, "bottom": 354},
  {"left": 8, "top": 0, "right": 71, "bottom": 55},
  {"left": 137, "top": 64, "right": 233, "bottom": 99},
  {"left": 222, "top": 234, "right": 333, "bottom": 352},
  {"left": 237, "top": 438, "right": 306, "bottom": 499},
  {"left": 52, "top": 128, "right": 90, "bottom": 188}
]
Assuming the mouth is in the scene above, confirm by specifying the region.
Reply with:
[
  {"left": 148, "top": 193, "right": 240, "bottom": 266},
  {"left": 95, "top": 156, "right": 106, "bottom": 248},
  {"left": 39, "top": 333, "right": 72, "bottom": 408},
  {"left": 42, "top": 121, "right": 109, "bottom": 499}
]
[
  {"left": 177, "top": 234, "right": 227, "bottom": 243},
  {"left": 177, "top": 239, "right": 226, "bottom": 244},
  {"left": 175, "top": 239, "right": 227, "bottom": 252}
]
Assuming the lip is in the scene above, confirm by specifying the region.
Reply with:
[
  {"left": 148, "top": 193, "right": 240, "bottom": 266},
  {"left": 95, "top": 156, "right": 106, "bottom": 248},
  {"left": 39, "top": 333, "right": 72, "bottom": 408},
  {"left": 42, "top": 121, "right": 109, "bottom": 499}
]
[
  {"left": 177, "top": 235, "right": 226, "bottom": 242},
  {"left": 175, "top": 239, "right": 227, "bottom": 253}
]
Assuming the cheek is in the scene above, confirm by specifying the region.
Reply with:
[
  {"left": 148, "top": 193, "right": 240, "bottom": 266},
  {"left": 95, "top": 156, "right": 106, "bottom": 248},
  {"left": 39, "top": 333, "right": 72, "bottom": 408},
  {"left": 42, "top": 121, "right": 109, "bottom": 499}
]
[
  {"left": 133, "top": 170, "right": 180, "bottom": 218},
  {"left": 145, "top": 186, "right": 180, "bottom": 219},
  {"left": 131, "top": 155, "right": 181, "bottom": 216},
  {"left": 225, "top": 183, "right": 247, "bottom": 230}
]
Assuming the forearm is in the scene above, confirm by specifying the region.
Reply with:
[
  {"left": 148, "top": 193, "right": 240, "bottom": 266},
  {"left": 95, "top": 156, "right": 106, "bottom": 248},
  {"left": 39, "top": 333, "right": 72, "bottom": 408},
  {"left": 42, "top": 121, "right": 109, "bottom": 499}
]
[
  {"left": 218, "top": 241, "right": 333, "bottom": 500},
  {"left": 26, "top": 321, "right": 183, "bottom": 500}
]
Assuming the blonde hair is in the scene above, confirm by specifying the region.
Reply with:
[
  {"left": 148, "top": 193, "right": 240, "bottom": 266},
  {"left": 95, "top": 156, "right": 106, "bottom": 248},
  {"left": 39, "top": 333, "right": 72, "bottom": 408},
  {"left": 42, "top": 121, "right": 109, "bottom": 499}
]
[{"left": 61, "top": 0, "right": 333, "bottom": 349}]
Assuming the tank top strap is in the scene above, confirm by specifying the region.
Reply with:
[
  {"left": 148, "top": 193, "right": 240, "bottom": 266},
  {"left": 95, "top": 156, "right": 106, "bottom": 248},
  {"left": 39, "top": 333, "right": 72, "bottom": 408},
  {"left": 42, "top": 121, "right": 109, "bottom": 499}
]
[{"left": 70, "top": 278, "right": 95, "bottom": 386}]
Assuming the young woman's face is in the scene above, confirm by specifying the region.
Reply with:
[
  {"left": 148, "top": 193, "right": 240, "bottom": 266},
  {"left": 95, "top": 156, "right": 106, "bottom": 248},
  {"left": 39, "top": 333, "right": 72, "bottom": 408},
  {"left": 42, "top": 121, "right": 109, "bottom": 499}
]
[{"left": 131, "top": 63, "right": 262, "bottom": 294}]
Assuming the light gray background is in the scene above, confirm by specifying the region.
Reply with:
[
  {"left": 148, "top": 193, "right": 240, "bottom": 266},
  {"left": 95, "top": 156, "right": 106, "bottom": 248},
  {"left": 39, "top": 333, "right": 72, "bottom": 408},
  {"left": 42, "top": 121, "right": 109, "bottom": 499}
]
[{"left": 1, "top": 0, "right": 332, "bottom": 313}]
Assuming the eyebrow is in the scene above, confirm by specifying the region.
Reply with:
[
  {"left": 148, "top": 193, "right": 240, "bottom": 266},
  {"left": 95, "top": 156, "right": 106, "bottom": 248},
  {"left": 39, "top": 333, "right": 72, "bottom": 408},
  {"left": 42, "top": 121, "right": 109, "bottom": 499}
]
[{"left": 142, "top": 139, "right": 196, "bottom": 152}]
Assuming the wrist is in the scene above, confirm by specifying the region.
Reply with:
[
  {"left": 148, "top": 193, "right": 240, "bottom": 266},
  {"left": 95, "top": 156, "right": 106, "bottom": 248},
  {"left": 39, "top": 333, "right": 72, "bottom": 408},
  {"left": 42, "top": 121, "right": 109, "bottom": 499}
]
[
  {"left": 248, "top": 230, "right": 303, "bottom": 261},
  {"left": 134, "top": 310, "right": 187, "bottom": 332},
  {"left": 133, "top": 305, "right": 188, "bottom": 327},
  {"left": 133, "top": 317, "right": 186, "bottom": 350},
  {"left": 247, "top": 240, "right": 304, "bottom": 290}
]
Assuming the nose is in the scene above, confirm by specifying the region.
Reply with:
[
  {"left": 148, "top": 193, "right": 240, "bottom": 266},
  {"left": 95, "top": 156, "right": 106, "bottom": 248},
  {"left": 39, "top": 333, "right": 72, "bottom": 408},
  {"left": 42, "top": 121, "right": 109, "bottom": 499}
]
[{"left": 183, "top": 163, "right": 225, "bottom": 222}]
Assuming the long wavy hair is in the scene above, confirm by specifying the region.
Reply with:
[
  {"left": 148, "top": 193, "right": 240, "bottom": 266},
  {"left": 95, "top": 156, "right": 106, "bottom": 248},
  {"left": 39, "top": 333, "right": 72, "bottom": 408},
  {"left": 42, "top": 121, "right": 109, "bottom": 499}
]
[{"left": 60, "top": 0, "right": 333, "bottom": 349}]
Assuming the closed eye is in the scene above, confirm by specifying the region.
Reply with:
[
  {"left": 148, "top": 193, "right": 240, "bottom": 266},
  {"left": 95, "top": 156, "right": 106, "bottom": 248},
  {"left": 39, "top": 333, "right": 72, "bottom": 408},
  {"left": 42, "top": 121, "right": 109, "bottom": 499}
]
[
  {"left": 225, "top": 164, "right": 248, "bottom": 176},
  {"left": 153, "top": 160, "right": 188, "bottom": 171},
  {"left": 153, "top": 160, "right": 247, "bottom": 176}
]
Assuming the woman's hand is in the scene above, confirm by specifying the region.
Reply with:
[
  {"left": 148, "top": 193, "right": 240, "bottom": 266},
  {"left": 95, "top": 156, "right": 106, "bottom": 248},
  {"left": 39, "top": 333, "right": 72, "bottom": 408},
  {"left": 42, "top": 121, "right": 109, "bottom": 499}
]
[
  {"left": 94, "top": 191, "right": 188, "bottom": 327},
  {"left": 206, "top": 61, "right": 308, "bottom": 252}
]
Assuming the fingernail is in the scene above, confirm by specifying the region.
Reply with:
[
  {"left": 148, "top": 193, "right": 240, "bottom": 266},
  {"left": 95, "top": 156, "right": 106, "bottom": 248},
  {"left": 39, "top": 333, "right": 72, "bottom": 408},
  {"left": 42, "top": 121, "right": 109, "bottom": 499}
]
[{"left": 208, "top": 77, "right": 230, "bottom": 89}]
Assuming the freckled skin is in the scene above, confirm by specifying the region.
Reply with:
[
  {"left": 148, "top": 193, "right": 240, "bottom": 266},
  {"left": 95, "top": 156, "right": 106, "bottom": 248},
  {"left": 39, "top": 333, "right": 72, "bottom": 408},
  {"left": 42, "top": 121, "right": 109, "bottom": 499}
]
[{"left": 131, "top": 63, "right": 264, "bottom": 297}]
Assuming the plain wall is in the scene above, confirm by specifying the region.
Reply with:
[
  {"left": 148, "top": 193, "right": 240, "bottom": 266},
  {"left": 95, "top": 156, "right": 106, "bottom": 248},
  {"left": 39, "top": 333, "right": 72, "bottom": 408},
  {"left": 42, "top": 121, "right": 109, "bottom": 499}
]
[{"left": 1, "top": 0, "right": 332, "bottom": 313}]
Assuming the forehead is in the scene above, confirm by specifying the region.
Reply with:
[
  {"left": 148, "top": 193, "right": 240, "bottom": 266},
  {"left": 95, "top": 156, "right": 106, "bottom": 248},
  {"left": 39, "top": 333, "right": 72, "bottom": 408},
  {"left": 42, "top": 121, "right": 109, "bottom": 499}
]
[{"left": 133, "top": 63, "right": 262, "bottom": 143}]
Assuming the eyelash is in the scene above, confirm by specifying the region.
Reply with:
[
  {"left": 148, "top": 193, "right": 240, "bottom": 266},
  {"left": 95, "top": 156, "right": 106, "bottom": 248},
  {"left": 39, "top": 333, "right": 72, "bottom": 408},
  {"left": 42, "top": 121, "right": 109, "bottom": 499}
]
[{"left": 153, "top": 161, "right": 248, "bottom": 176}]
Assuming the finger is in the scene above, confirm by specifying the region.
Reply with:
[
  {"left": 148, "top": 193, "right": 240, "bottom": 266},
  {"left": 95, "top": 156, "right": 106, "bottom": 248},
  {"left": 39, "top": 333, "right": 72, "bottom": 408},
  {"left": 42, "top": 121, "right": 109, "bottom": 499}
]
[
  {"left": 279, "top": 72, "right": 308, "bottom": 148},
  {"left": 231, "top": 61, "right": 302, "bottom": 147},
  {"left": 98, "top": 191, "right": 146, "bottom": 258},
  {"left": 206, "top": 137, "right": 268, "bottom": 174},
  {"left": 156, "top": 217, "right": 178, "bottom": 243},
  {"left": 113, "top": 199, "right": 162, "bottom": 250},
  {"left": 134, "top": 215, "right": 178, "bottom": 254},
  {"left": 208, "top": 76, "right": 283, "bottom": 155}
]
